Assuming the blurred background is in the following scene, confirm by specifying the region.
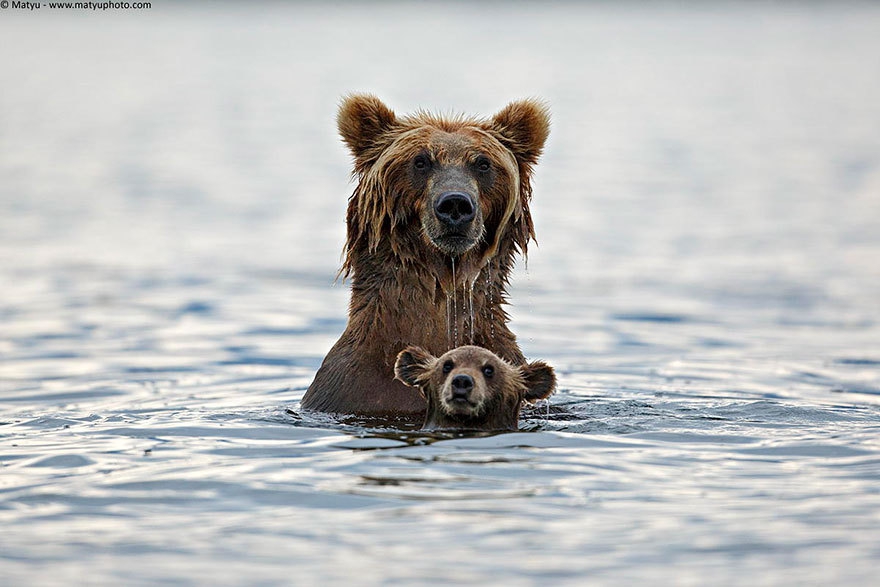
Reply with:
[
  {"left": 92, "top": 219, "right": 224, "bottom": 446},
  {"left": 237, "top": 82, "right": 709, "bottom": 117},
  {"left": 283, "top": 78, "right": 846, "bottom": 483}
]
[
  {"left": 2, "top": 2, "right": 880, "bottom": 585},
  {"left": 3, "top": 1, "right": 879, "bottom": 306}
]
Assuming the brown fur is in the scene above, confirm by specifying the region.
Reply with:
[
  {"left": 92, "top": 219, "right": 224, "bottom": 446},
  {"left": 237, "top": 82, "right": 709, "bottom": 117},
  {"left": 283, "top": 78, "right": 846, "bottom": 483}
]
[
  {"left": 394, "top": 345, "right": 556, "bottom": 431},
  {"left": 301, "top": 95, "right": 550, "bottom": 415}
]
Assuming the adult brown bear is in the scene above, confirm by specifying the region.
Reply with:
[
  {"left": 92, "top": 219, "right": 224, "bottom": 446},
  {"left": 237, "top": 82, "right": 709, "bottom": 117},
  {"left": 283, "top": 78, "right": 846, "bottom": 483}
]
[{"left": 301, "top": 94, "right": 550, "bottom": 415}]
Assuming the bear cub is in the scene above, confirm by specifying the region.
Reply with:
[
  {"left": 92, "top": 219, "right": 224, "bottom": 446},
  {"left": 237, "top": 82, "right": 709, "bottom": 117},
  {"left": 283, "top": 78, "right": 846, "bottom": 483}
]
[{"left": 394, "top": 345, "right": 556, "bottom": 431}]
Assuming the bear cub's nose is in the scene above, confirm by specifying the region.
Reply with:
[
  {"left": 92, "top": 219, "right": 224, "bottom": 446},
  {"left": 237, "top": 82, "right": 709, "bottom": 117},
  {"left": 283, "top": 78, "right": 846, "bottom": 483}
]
[
  {"left": 451, "top": 374, "right": 474, "bottom": 401},
  {"left": 434, "top": 192, "right": 476, "bottom": 227}
]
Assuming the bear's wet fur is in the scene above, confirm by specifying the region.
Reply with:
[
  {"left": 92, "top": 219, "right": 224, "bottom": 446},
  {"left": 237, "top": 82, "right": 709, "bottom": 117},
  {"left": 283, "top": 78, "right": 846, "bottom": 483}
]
[
  {"left": 301, "top": 94, "right": 550, "bottom": 415},
  {"left": 394, "top": 345, "right": 556, "bottom": 431}
]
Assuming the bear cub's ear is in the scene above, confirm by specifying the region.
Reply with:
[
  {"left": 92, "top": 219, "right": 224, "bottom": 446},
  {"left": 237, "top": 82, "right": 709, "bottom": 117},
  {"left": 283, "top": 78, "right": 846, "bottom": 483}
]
[
  {"left": 394, "top": 346, "right": 436, "bottom": 389},
  {"left": 337, "top": 94, "right": 397, "bottom": 164},
  {"left": 520, "top": 360, "right": 557, "bottom": 403},
  {"left": 490, "top": 99, "right": 550, "bottom": 166}
]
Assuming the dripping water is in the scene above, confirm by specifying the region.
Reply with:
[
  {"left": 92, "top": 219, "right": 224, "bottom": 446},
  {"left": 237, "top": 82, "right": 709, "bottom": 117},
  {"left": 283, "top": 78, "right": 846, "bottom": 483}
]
[
  {"left": 447, "top": 257, "right": 459, "bottom": 348},
  {"left": 467, "top": 278, "right": 475, "bottom": 345},
  {"left": 485, "top": 267, "right": 496, "bottom": 342},
  {"left": 453, "top": 257, "right": 459, "bottom": 347},
  {"left": 446, "top": 293, "right": 453, "bottom": 349},
  {"left": 445, "top": 258, "right": 478, "bottom": 348}
]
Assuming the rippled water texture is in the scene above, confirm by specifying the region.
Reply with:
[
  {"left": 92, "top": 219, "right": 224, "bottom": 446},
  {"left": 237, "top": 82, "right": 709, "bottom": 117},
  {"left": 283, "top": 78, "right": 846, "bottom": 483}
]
[{"left": 2, "top": 3, "right": 880, "bottom": 585}]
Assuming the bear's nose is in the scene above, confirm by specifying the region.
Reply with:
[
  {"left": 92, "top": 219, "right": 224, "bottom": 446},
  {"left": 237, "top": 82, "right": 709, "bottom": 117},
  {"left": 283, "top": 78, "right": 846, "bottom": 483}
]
[
  {"left": 434, "top": 192, "right": 476, "bottom": 227},
  {"left": 451, "top": 374, "right": 474, "bottom": 401}
]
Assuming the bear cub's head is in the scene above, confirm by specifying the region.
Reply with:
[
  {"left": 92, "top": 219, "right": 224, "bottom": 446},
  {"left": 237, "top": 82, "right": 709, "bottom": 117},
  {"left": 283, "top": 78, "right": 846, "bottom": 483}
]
[{"left": 394, "top": 345, "right": 556, "bottom": 431}]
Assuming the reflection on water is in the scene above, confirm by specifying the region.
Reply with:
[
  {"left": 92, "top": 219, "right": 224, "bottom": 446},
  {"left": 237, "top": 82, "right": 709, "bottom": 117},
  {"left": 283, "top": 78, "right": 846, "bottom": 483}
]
[{"left": 2, "top": 2, "right": 880, "bottom": 585}]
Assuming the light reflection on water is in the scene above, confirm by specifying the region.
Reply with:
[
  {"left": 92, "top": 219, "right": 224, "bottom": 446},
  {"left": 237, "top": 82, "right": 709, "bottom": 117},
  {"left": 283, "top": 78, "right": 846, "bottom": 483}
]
[{"left": 2, "top": 2, "right": 880, "bottom": 585}]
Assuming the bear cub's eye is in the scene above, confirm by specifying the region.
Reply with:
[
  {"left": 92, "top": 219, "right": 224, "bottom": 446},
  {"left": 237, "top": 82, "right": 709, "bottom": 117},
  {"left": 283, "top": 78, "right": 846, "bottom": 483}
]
[
  {"left": 482, "top": 364, "right": 494, "bottom": 378},
  {"left": 476, "top": 156, "right": 491, "bottom": 173},
  {"left": 442, "top": 360, "right": 454, "bottom": 374},
  {"left": 413, "top": 155, "right": 431, "bottom": 171}
]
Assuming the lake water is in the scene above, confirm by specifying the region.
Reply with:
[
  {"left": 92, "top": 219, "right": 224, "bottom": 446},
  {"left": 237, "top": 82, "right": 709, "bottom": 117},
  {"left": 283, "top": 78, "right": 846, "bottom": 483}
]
[{"left": 2, "top": 2, "right": 880, "bottom": 585}]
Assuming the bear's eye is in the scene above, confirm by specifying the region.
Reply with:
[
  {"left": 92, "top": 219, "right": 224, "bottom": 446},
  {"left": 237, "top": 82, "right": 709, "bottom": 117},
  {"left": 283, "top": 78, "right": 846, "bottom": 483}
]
[
  {"left": 482, "top": 364, "right": 494, "bottom": 378},
  {"left": 476, "top": 157, "right": 491, "bottom": 173},
  {"left": 413, "top": 155, "right": 431, "bottom": 171},
  {"left": 442, "top": 360, "right": 454, "bottom": 374}
]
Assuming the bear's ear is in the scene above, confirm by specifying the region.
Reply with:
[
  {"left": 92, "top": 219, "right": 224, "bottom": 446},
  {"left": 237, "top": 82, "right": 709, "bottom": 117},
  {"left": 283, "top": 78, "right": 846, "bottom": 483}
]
[
  {"left": 489, "top": 99, "right": 550, "bottom": 166},
  {"left": 520, "top": 360, "right": 556, "bottom": 403},
  {"left": 394, "top": 346, "right": 436, "bottom": 388},
  {"left": 337, "top": 94, "right": 398, "bottom": 165}
]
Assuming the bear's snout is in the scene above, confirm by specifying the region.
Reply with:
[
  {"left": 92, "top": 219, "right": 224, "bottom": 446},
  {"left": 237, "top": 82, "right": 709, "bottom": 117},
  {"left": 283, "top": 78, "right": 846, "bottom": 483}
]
[
  {"left": 426, "top": 187, "right": 483, "bottom": 255},
  {"left": 450, "top": 373, "right": 475, "bottom": 401},
  {"left": 434, "top": 192, "right": 476, "bottom": 229},
  {"left": 422, "top": 163, "right": 483, "bottom": 255}
]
